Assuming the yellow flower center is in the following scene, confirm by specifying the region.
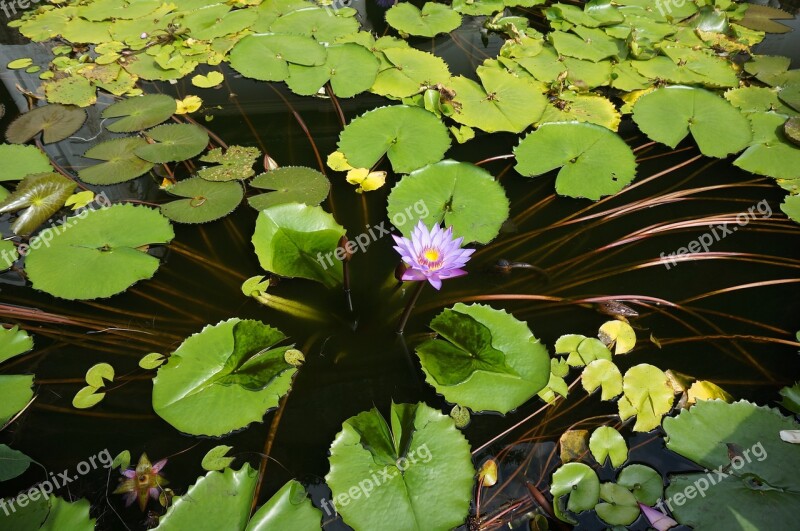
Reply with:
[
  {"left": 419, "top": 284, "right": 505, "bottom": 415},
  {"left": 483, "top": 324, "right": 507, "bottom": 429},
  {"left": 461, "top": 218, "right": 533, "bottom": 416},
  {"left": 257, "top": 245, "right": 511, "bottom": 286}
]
[
  {"left": 423, "top": 249, "right": 440, "bottom": 262},
  {"left": 419, "top": 248, "right": 444, "bottom": 270}
]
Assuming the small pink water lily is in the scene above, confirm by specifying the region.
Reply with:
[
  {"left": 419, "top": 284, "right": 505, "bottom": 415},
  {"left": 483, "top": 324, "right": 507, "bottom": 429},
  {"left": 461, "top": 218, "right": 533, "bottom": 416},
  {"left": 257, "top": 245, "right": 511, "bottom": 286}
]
[
  {"left": 392, "top": 221, "right": 474, "bottom": 290},
  {"left": 638, "top": 503, "right": 678, "bottom": 531},
  {"left": 113, "top": 453, "right": 168, "bottom": 511}
]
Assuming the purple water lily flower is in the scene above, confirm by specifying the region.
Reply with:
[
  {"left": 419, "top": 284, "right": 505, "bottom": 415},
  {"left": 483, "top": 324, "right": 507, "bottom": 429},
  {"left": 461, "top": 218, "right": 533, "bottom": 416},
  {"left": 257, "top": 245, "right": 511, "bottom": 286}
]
[
  {"left": 113, "top": 453, "right": 168, "bottom": 511},
  {"left": 638, "top": 503, "right": 678, "bottom": 531},
  {"left": 392, "top": 221, "right": 474, "bottom": 290}
]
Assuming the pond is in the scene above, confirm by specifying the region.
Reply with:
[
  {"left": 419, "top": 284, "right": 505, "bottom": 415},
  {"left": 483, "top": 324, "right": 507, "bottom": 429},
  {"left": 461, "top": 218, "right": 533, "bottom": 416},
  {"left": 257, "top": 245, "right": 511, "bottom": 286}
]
[{"left": 1, "top": 0, "right": 800, "bottom": 529}]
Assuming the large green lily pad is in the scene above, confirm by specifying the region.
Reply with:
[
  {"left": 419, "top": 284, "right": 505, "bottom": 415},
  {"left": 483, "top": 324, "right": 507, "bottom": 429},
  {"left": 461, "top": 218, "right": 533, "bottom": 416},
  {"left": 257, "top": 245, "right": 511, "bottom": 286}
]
[
  {"left": 247, "top": 479, "right": 322, "bottom": 530},
  {"left": 0, "top": 144, "right": 53, "bottom": 181},
  {"left": 514, "top": 121, "right": 637, "bottom": 200},
  {"left": 286, "top": 43, "right": 378, "bottom": 98},
  {"left": 25, "top": 204, "right": 174, "bottom": 300},
  {"left": 387, "top": 160, "right": 508, "bottom": 244},
  {"left": 326, "top": 402, "right": 474, "bottom": 531},
  {"left": 160, "top": 177, "right": 243, "bottom": 224},
  {"left": 337, "top": 105, "right": 450, "bottom": 174},
  {"left": 5, "top": 104, "right": 86, "bottom": 144},
  {"left": 229, "top": 33, "right": 327, "bottom": 82},
  {"left": 135, "top": 124, "right": 209, "bottom": 163},
  {"left": 385, "top": 2, "right": 461, "bottom": 37},
  {"left": 79, "top": 137, "right": 155, "bottom": 184},
  {"left": 0, "top": 375, "right": 34, "bottom": 426},
  {"left": 734, "top": 112, "right": 800, "bottom": 179},
  {"left": 152, "top": 319, "right": 298, "bottom": 436},
  {"left": 102, "top": 94, "right": 177, "bottom": 132},
  {"left": 663, "top": 400, "right": 800, "bottom": 530},
  {"left": 416, "top": 303, "right": 550, "bottom": 413},
  {"left": 247, "top": 167, "right": 330, "bottom": 210}
]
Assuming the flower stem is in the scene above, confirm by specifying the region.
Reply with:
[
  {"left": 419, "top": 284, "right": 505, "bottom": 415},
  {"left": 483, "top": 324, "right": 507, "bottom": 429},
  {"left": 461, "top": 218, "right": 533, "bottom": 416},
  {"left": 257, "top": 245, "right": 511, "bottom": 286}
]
[{"left": 396, "top": 281, "right": 425, "bottom": 334}]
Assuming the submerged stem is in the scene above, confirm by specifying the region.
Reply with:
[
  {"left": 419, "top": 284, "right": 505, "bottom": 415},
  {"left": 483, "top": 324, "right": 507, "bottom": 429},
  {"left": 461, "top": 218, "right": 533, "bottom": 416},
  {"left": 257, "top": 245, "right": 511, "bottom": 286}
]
[{"left": 397, "top": 281, "right": 425, "bottom": 334}]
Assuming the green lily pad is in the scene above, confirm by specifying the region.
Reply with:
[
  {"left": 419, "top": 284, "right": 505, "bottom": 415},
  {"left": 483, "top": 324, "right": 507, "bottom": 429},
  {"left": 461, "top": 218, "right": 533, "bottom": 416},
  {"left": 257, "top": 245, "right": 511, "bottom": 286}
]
[
  {"left": 198, "top": 146, "right": 260, "bottom": 182},
  {"left": 589, "top": 426, "right": 628, "bottom": 468},
  {"left": 779, "top": 381, "right": 800, "bottom": 414},
  {"left": 779, "top": 84, "right": 800, "bottom": 112},
  {"left": 337, "top": 105, "right": 450, "bottom": 174},
  {"left": 0, "top": 326, "right": 33, "bottom": 364},
  {"left": 201, "top": 445, "right": 235, "bottom": 472},
  {"left": 160, "top": 177, "right": 243, "bottom": 224},
  {"left": 617, "top": 464, "right": 662, "bottom": 505},
  {"left": 538, "top": 93, "right": 621, "bottom": 131},
  {"left": 156, "top": 465, "right": 258, "bottom": 530},
  {"left": 286, "top": 43, "right": 379, "bottom": 98},
  {"left": 229, "top": 33, "right": 327, "bottom": 82},
  {"left": 663, "top": 400, "right": 800, "bottom": 530},
  {"left": 551, "top": 462, "right": 601, "bottom": 518},
  {"left": 43, "top": 76, "right": 96, "bottom": 107},
  {"left": 515, "top": 121, "right": 637, "bottom": 200},
  {"left": 416, "top": 303, "right": 550, "bottom": 413},
  {"left": 387, "top": 160, "right": 508, "bottom": 244},
  {"left": 725, "top": 86, "right": 796, "bottom": 114},
  {"left": 618, "top": 364, "right": 674, "bottom": 432},
  {"left": 268, "top": 6, "right": 360, "bottom": 42},
  {"left": 0, "top": 173, "right": 75, "bottom": 235},
  {"left": 632, "top": 86, "right": 752, "bottom": 158},
  {"left": 0, "top": 144, "right": 53, "bottom": 181},
  {"left": 326, "top": 402, "right": 474, "bottom": 531},
  {"left": 5, "top": 104, "right": 87, "bottom": 144},
  {"left": 0, "top": 240, "right": 17, "bottom": 271},
  {"left": 734, "top": 112, "right": 800, "bottom": 179},
  {"left": 153, "top": 319, "right": 298, "bottom": 436},
  {"left": 252, "top": 202, "right": 345, "bottom": 288},
  {"left": 786, "top": 116, "right": 800, "bottom": 146},
  {"left": 0, "top": 375, "right": 34, "bottom": 426},
  {"left": 79, "top": 137, "right": 155, "bottom": 185},
  {"left": 371, "top": 46, "right": 451, "bottom": 99},
  {"left": 192, "top": 71, "right": 225, "bottom": 89},
  {"left": 102, "top": 94, "right": 177, "bottom": 133},
  {"left": 737, "top": 4, "right": 793, "bottom": 34},
  {"left": 25, "top": 204, "right": 174, "bottom": 300},
  {"left": 582, "top": 359, "right": 623, "bottom": 400},
  {"left": 0, "top": 444, "right": 33, "bottom": 481},
  {"left": 550, "top": 27, "right": 622, "bottom": 62},
  {"left": 595, "top": 483, "right": 640, "bottom": 525},
  {"left": 135, "top": 124, "right": 209, "bottom": 163},
  {"left": 246, "top": 479, "right": 322, "bottom": 530},
  {"left": 247, "top": 167, "right": 330, "bottom": 210},
  {"left": 386, "top": 2, "right": 461, "bottom": 37},
  {"left": 449, "top": 66, "right": 547, "bottom": 133},
  {"left": 182, "top": 4, "right": 258, "bottom": 41}
]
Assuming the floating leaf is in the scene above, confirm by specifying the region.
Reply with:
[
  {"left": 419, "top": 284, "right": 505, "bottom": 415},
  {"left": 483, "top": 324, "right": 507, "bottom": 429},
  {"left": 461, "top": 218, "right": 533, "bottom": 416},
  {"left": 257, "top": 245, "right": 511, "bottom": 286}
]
[
  {"left": 247, "top": 167, "right": 330, "bottom": 210},
  {"left": 5, "top": 104, "right": 86, "bottom": 144},
  {"left": 686, "top": 380, "right": 733, "bottom": 405},
  {"left": 86, "top": 362, "right": 114, "bottom": 387},
  {"left": 786, "top": 116, "right": 800, "bottom": 147},
  {"left": 135, "top": 124, "right": 209, "bottom": 163},
  {"left": 79, "top": 137, "right": 155, "bottom": 185},
  {"left": 782, "top": 192, "right": 800, "bottom": 224},
  {"left": 182, "top": 3, "right": 258, "bottom": 40},
  {"left": 72, "top": 386, "right": 105, "bottom": 409},
  {"left": 229, "top": 34, "right": 327, "bottom": 82},
  {"left": 25, "top": 204, "right": 174, "bottom": 300},
  {"left": 345, "top": 168, "right": 386, "bottom": 193},
  {"left": 555, "top": 335, "right": 612, "bottom": 367},
  {"left": 198, "top": 146, "right": 260, "bottom": 182},
  {"left": 337, "top": 105, "right": 451, "bottom": 174},
  {"left": 386, "top": 2, "right": 461, "bottom": 37},
  {"left": 0, "top": 375, "right": 34, "bottom": 426},
  {"left": 44, "top": 76, "right": 96, "bottom": 107},
  {"left": 139, "top": 352, "right": 166, "bottom": 369},
  {"left": 663, "top": 400, "right": 800, "bottom": 530},
  {"left": 737, "top": 4, "right": 793, "bottom": 34},
  {"left": 0, "top": 326, "right": 33, "bottom": 364},
  {"left": 559, "top": 429, "right": 589, "bottom": 463},
  {"left": 632, "top": 86, "right": 752, "bottom": 158},
  {"left": 598, "top": 320, "right": 636, "bottom": 354},
  {"left": 387, "top": 160, "right": 508, "bottom": 244},
  {"left": 618, "top": 364, "right": 674, "bottom": 432},
  {"left": 514, "top": 122, "right": 637, "bottom": 200},
  {"left": 551, "top": 462, "right": 600, "bottom": 518},
  {"left": 416, "top": 303, "right": 550, "bottom": 413},
  {"left": 779, "top": 381, "right": 800, "bottom": 414},
  {"left": 201, "top": 445, "right": 235, "bottom": 471},
  {"left": 450, "top": 404, "right": 471, "bottom": 429},
  {"left": 111, "top": 450, "right": 131, "bottom": 470},
  {"left": 287, "top": 43, "right": 379, "bottom": 98},
  {"left": 0, "top": 240, "right": 15, "bottom": 271},
  {"left": 0, "top": 173, "right": 75, "bottom": 236},
  {"left": 0, "top": 444, "right": 32, "bottom": 481},
  {"left": 247, "top": 479, "right": 323, "bottom": 530},
  {"left": 326, "top": 402, "right": 474, "bottom": 531},
  {"left": 102, "top": 94, "right": 177, "bottom": 133},
  {"left": 734, "top": 112, "right": 800, "bottom": 179},
  {"left": 251, "top": 203, "right": 345, "bottom": 288},
  {"left": 7, "top": 58, "right": 33, "bottom": 69},
  {"left": 449, "top": 66, "right": 547, "bottom": 133},
  {"left": 192, "top": 71, "right": 225, "bottom": 89},
  {"left": 268, "top": 6, "right": 360, "bottom": 42},
  {"left": 478, "top": 459, "right": 498, "bottom": 487},
  {"left": 160, "top": 177, "right": 243, "bottom": 224},
  {"left": 65, "top": 190, "right": 95, "bottom": 210},
  {"left": 617, "top": 464, "right": 662, "bottom": 505},
  {"left": 0, "top": 144, "right": 53, "bottom": 181},
  {"left": 582, "top": 359, "right": 622, "bottom": 400},
  {"left": 595, "top": 483, "right": 640, "bottom": 526},
  {"left": 371, "top": 46, "right": 451, "bottom": 99},
  {"left": 589, "top": 426, "right": 628, "bottom": 468},
  {"left": 176, "top": 95, "right": 203, "bottom": 115},
  {"left": 156, "top": 465, "right": 257, "bottom": 530},
  {"left": 152, "top": 319, "right": 297, "bottom": 436}
]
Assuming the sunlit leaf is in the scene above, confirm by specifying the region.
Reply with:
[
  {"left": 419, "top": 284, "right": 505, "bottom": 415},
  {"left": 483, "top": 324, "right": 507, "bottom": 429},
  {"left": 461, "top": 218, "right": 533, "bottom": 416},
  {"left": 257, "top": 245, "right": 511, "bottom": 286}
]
[
  {"left": 589, "top": 426, "right": 627, "bottom": 467},
  {"left": 595, "top": 483, "right": 640, "bottom": 525},
  {"left": 617, "top": 464, "right": 662, "bottom": 505},
  {"left": 85, "top": 362, "right": 114, "bottom": 387},
  {"left": 248, "top": 167, "right": 330, "bottom": 210},
  {"left": 386, "top": 2, "right": 461, "bottom": 37},
  {"left": 582, "top": 359, "right": 622, "bottom": 400},
  {"left": 135, "top": 124, "right": 209, "bottom": 163},
  {"left": 0, "top": 173, "right": 75, "bottom": 236},
  {"left": 201, "top": 445, "right": 235, "bottom": 471},
  {"left": 247, "top": 479, "right": 323, "bottom": 530},
  {"left": 160, "top": 177, "right": 243, "bottom": 224},
  {"left": 72, "top": 385, "right": 105, "bottom": 409},
  {"left": 79, "top": 137, "right": 155, "bottom": 185},
  {"left": 192, "top": 71, "right": 225, "bottom": 88},
  {"left": 0, "top": 144, "right": 53, "bottom": 181},
  {"left": 598, "top": 320, "right": 636, "bottom": 354},
  {"left": 618, "top": 364, "right": 674, "bottom": 432},
  {"left": 551, "top": 462, "right": 600, "bottom": 517},
  {"left": 198, "top": 146, "right": 260, "bottom": 182}
]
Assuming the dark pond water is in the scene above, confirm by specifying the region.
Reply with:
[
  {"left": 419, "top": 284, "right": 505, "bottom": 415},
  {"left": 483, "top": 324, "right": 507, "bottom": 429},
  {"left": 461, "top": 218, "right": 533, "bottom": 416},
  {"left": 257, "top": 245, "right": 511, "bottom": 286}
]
[{"left": 1, "top": 2, "right": 800, "bottom": 530}]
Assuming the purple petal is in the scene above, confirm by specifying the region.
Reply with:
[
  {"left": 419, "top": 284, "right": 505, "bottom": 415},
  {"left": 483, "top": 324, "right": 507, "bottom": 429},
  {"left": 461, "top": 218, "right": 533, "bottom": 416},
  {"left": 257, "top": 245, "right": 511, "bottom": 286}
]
[
  {"left": 427, "top": 275, "right": 443, "bottom": 290},
  {"left": 401, "top": 269, "right": 427, "bottom": 282},
  {"left": 638, "top": 503, "right": 677, "bottom": 531},
  {"left": 123, "top": 492, "right": 137, "bottom": 507},
  {"left": 149, "top": 487, "right": 160, "bottom": 500},
  {"left": 151, "top": 459, "right": 167, "bottom": 473},
  {"left": 438, "top": 268, "right": 467, "bottom": 279},
  {"left": 122, "top": 469, "right": 136, "bottom": 478}
]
